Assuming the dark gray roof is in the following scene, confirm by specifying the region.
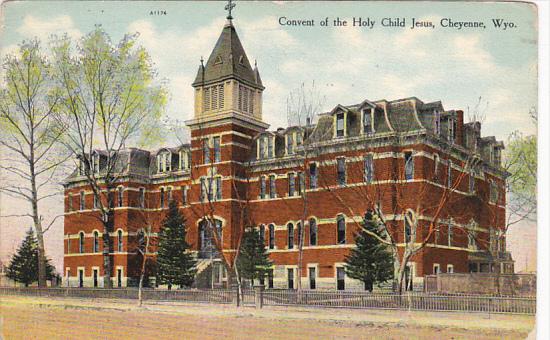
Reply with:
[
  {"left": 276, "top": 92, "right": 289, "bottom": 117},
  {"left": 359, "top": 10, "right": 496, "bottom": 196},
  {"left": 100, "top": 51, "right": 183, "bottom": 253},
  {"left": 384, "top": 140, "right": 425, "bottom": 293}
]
[{"left": 192, "top": 21, "right": 263, "bottom": 89}]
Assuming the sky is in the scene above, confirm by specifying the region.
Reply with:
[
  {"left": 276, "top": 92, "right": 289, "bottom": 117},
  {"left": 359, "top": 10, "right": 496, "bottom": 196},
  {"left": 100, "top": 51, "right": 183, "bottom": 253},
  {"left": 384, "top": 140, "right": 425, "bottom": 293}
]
[{"left": 0, "top": 1, "right": 538, "bottom": 272}]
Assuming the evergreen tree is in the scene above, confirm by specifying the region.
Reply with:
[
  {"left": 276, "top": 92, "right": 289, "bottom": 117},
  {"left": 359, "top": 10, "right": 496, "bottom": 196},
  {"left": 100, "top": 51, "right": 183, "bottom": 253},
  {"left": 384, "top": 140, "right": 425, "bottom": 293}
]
[
  {"left": 237, "top": 226, "right": 272, "bottom": 286},
  {"left": 156, "top": 200, "right": 196, "bottom": 289},
  {"left": 345, "top": 215, "right": 393, "bottom": 292},
  {"left": 7, "top": 228, "right": 56, "bottom": 286}
]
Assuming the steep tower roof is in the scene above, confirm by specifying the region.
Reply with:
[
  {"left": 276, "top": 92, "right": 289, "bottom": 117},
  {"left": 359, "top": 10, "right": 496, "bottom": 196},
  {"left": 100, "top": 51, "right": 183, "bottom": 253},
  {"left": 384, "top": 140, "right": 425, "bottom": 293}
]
[{"left": 192, "top": 20, "right": 263, "bottom": 89}]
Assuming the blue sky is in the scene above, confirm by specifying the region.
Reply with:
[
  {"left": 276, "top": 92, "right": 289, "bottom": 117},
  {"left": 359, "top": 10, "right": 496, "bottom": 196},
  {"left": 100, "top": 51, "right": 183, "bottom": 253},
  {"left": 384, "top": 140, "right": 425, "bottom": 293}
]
[
  {"left": 0, "top": 1, "right": 539, "bottom": 270},
  {"left": 1, "top": 1, "right": 538, "bottom": 143}
]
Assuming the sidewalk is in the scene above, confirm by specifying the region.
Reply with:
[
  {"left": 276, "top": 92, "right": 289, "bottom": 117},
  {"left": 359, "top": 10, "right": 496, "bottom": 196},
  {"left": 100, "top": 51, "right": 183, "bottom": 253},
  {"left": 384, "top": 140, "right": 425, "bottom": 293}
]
[{"left": 0, "top": 295, "right": 535, "bottom": 333}]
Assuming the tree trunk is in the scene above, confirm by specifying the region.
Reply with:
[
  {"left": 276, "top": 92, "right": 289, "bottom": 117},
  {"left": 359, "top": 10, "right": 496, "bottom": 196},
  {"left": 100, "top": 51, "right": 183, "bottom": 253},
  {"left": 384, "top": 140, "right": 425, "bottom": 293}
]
[
  {"left": 102, "top": 210, "right": 114, "bottom": 288},
  {"left": 29, "top": 146, "right": 47, "bottom": 288}
]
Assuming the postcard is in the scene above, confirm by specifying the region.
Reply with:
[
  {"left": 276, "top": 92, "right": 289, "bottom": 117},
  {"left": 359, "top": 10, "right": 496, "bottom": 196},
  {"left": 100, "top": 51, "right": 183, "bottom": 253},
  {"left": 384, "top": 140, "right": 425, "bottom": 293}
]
[{"left": 0, "top": 1, "right": 544, "bottom": 339}]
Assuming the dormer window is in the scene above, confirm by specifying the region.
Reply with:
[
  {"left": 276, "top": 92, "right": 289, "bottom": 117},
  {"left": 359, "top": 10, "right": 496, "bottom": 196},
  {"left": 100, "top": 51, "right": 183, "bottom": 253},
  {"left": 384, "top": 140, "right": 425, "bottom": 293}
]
[
  {"left": 434, "top": 110, "right": 441, "bottom": 135},
  {"left": 179, "top": 150, "right": 190, "bottom": 170},
  {"left": 157, "top": 151, "right": 171, "bottom": 173},
  {"left": 363, "top": 109, "right": 374, "bottom": 134},
  {"left": 238, "top": 55, "right": 244, "bottom": 65},
  {"left": 267, "top": 136, "right": 274, "bottom": 157},
  {"left": 493, "top": 146, "right": 501, "bottom": 166},
  {"left": 258, "top": 136, "right": 266, "bottom": 159},
  {"left": 92, "top": 153, "right": 100, "bottom": 175},
  {"left": 448, "top": 117, "right": 456, "bottom": 144},
  {"left": 336, "top": 112, "right": 345, "bottom": 137},
  {"left": 286, "top": 133, "right": 294, "bottom": 155}
]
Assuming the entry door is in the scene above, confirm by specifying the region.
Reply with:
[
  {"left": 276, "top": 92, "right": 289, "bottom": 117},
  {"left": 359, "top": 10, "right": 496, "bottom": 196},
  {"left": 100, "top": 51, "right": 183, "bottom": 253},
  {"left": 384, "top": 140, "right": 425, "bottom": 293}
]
[{"left": 93, "top": 269, "right": 98, "bottom": 287}]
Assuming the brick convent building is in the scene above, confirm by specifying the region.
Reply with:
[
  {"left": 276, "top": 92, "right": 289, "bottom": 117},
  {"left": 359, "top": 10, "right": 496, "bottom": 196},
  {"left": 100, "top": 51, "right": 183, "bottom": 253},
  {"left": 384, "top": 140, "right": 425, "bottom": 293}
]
[{"left": 63, "top": 17, "right": 513, "bottom": 289}]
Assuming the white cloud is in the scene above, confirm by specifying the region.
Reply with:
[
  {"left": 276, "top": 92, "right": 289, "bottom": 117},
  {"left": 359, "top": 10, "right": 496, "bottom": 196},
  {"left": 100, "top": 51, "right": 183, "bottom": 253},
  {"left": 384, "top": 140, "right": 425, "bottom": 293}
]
[{"left": 17, "top": 15, "right": 82, "bottom": 42}]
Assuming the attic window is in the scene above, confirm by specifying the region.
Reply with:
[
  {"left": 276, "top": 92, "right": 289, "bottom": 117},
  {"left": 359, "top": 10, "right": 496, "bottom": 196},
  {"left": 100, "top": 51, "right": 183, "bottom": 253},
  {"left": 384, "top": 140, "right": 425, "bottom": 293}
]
[
  {"left": 336, "top": 113, "right": 345, "bottom": 137},
  {"left": 238, "top": 55, "right": 244, "bottom": 65},
  {"left": 363, "top": 109, "right": 374, "bottom": 134},
  {"left": 157, "top": 151, "right": 171, "bottom": 173},
  {"left": 214, "top": 56, "right": 223, "bottom": 65}
]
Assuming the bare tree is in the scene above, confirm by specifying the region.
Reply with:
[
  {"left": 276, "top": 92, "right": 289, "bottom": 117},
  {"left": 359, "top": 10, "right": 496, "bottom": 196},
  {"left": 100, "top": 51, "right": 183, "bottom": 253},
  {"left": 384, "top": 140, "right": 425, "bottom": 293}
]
[
  {"left": 50, "top": 28, "right": 167, "bottom": 288},
  {"left": 0, "top": 40, "right": 69, "bottom": 287},
  {"left": 285, "top": 81, "right": 325, "bottom": 293}
]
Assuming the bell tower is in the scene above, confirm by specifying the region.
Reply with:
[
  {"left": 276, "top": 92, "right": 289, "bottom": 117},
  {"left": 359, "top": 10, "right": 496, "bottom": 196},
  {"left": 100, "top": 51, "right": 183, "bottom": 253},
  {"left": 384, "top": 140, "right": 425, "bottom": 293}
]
[
  {"left": 185, "top": 3, "right": 268, "bottom": 265},
  {"left": 190, "top": 15, "right": 265, "bottom": 123}
]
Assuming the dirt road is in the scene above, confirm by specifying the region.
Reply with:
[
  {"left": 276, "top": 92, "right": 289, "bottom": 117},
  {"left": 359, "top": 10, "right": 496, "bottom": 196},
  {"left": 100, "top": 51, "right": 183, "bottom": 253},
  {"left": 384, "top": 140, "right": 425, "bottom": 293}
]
[{"left": 0, "top": 296, "right": 534, "bottom": 339}]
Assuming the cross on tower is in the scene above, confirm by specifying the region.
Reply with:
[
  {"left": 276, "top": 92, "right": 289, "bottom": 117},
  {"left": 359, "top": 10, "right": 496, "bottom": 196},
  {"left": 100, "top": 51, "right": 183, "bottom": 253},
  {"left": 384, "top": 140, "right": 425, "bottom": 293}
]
[{"left": 225, "top": 0, "right": 236, "bottom": 20}]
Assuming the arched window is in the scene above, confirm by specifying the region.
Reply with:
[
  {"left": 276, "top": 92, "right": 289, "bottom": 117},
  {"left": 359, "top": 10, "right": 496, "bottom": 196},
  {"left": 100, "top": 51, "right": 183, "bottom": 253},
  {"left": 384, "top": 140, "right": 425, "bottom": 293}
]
[
  {"left": 404, "top": 152, "right": 414, "bottom": 180},
  {"left": 160, "top": 187, "right": 165, "bottom": 208},
  {"left": 198, "top": 219, "right": 223, "bottom": 258},
  {"left": 117, "top": 230, "right": 123, "bottom": 252},
  {"left": 337, "top": 215, "right": 346, "bottom": 244},
  {"left": 79, "top": 232, "right": 85, "bottom": 253},
  {"left": 259, "top": 224, "right": 265, "bottom": 246},
  {"left": 157, "top": 150, "right": 171, "bottom": 173},
  {"left": 93, "top": 231, "right": 99, "bottom": 253},
  {"left": 404, "top": 211, "right": 415, "bottom": 244},
  {"left": 364, "top": 154, "right": 374, "bottom": 183},
  {"left": 297, "top": 222, "right": 302, "bottom": 247},
  {"left": 268, "top": 224, "right": 275, "bottom": 249},
  {"left": 117, "top": 187, "right": 123, "bottom": 207},
  {"left": 287, "top": 223, "right": 294, "bottom": 249},
  {"left": 309, "top": 218, "right": 317, "bottom": 246}
]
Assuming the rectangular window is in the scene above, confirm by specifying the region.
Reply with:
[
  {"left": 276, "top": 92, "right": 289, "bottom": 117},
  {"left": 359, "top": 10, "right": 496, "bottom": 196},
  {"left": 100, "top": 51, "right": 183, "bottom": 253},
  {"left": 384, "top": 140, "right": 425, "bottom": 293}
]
[
  {"left": 259, "top": 225, "right": 265, "bottom": 246},
  {"left": 68, "top": 194, "right": 73, "bottom": 212},
  {"left": 447, "top": 161, "right": 453, "bottom": 188},
  {"left": 211, "top": 85, "right": 218, "bottom": 109},
  {"left": 160, "top": 188, "right": 165, "bottom": 208},
  {"left": 447, "top": 264, "right": 454, "bottom": 274},
  {"left": 267, "top": 137, "right": 274, "bottom": 158},
  {"left": 309, "top": 267, "right": 316, "bottom": 290},
  {"left": 309, "top": 219, "right": 317, "bottom": 246},
  {"left": 447, "top": 222, "right": 453, "bottom": 247},
  {"left": 336, "top": 267, "right": 345, "bottom": 290},
  {"left": 203, "top": 139, "right": 210, "bottom": 164},
  {"left": 181, "top": 186, "right": 188, "bottom": 205},
  {"left": 434, "top": 111, "right": 441, "bottom": 135},
  {"left": 404, "top": 152, "right": 414, "bottom": 180},
  {"left": 287, "top": 133, "right": 294, "bottom": 155},
  {"left": 490, "top": 181, "right": 498, "bottom": 203},
  {"left": 268, "top": 224, "right": 275, "bottom": 249},
  {"left": 434, "top": 154, "right": 440, "bottom": 180},
  {"left": 309, "top": 163, "right": 317, "bottom": 189},
  {"left": 139, "top": 188, "right": 145, "bottom": 208},
  {"left": 93, "top": 269, "right": 98, "bottom": 287},
  {"left": 288, "top": 173, "right": 295, "bottom": 196},
  {"left": 219, "top": 84, "right": 224, "bottom": 108},
  {"left": 337, "top": 215, "right": 346, "bottom": 244},
  {"left": 213, "top": 136, "right": 221, "bottom": 163},
  {"left": 93, "top": 194, "right": 99, "bottom": 210},
  {"left": 78, "top": 269, "right": 84, "bottom": 288},
  {"left": 337, "top": 158, "right": 346, "bottom": 186},
  {"left": 405, "top": 215, "right": 412, "bottom": 243},
  {"left": 207, "top": 177, "right": 214, "bottom": 201},
  {"left": 268, "top": 269, "right": 274, "bottom": 289},
  {"left": 449, "top": 119, "right": 457, "bottom": 144},
  {"left": 336, "top": 113, "right": 345, "bottom": 137},
  {"left": 216, "top": 177, "right": 222, "bottom": 200},
  {"left": 287, "top": 268, "right": 294, "bottom": 289},
  {"left": 258, "top": 137, "right": 265, "bottom": 159},
  {"left": 238, "top": 85, "right": 243, "bottom": 111},
  {"left": 203, "top": 87, "right": 211, "bottom": 111},
  {"left": 287, "top": 223, "right": 294, "bottom": 249},
  {"left": 297, "top": 222, "right": 302, "bottom": 247},
  {"left": 469, "top": 170, "right": 475, "bottom": 193},
  {"left": 363, "top": 109, "right": 373, "bottom": 134},
  {"left": 118, "top": 187, "right": 123, "bottom": 207},
  {"left": 297, "top": 172, "right": 304, "bottom": 196},
  {"left": 269, "top": 175, "right": 276, "bottom": 199},
  {"left": 243, "top": 86, "right": 249, "bottom": 112},
  {"left": 167, "top": 187, "right": 173, "bottom": 202},
  {"left": 433, "top": 264, "right": 440, "bottom": 274},
  {"left": 260, "top": 176, "right": 266, "bottom": 199},
  {"left": 364, "top": 154, "right": 374, "bottom": 183},
  {"left": 200, "top": 178, "right": 206, "bottom": 201},
  {"left": 117, "top": 269, "right": 122, "bottom": 288}
]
